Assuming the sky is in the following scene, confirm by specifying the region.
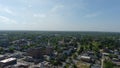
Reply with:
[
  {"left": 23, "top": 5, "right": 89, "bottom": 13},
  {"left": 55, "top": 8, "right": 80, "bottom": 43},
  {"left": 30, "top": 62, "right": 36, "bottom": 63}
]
[{"left": 0, "top": 0, "right": 120, "bottom": 32}]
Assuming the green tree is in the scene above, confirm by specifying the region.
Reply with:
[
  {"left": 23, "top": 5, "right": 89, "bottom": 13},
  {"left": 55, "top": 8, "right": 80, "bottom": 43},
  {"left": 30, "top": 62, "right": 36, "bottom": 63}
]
[
  {"left": 104, "top": 60, "right": 114, "bottom": 68},
  {"left": 8, "top": 47, "right": 14, "bottom": 53},
  {"left": 0, "top": 47, "right": 4, "bottom": 54}
]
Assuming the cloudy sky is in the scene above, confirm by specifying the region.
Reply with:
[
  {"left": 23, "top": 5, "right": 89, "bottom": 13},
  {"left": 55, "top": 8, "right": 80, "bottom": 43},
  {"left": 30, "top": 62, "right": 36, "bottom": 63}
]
[{"left": 0, "top": 0, "right": 120, "bottom": 32}]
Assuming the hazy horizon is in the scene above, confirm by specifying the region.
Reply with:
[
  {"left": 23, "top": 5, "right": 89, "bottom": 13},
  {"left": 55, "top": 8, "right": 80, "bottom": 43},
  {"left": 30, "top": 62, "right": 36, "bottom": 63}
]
[{"left": 0, "top": 0, "right": 120, "bottom": 32}]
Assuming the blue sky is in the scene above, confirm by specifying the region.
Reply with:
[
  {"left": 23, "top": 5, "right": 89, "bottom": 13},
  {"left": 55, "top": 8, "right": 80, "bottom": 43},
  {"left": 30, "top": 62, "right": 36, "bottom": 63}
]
[{"left": 0, "top": 0, "right": 120, "bottom": 32}]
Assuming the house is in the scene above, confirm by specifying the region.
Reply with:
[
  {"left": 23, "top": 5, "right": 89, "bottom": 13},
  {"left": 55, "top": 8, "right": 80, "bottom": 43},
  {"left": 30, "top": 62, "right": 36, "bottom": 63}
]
[
  {"left": 114, "top": 49, "right": 119, "bottom": 55},
  {"left": 0, "top": 55, "right": 5, "bottom": 60},
  {"left": 40, "top": 61, "right": 51, "bottom": 68},
  {"left": 0, "top": 38, "right": 9, "bottom": 47},
  {"left": 102, "top": 53, "right": 109, "bottom": 56},
  {"left": 63, "top": 48, "right": 73, "bottom": 56},
  {"left": 14, "top": 63, "right": 29, "bottom": 68},
  {"left": 80, "top": 56, "right": 91, "bottom": 62},
  {"left": 112, "top": 58, "right": 120, "bottom": 66},
  {"left": 0, "top": 58, "right": 17, "bottom": 67},
  {"left": 87, "top": 51, "right": 99, "bottom": 60},
  {"left": 118, "top": 55, "right": 120, "bottom": 60},
  {"left": 91, "top": 64, "right": 101, "bottom": 68}
]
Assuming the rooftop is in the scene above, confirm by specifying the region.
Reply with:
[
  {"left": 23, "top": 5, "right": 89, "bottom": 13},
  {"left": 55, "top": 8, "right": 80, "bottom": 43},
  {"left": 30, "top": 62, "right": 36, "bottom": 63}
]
[
  {"left": 0, "top": 58, "right": 16, "bottom": 63},
  {"left": 81, "top": 56, "right": 91, "bottom": 59}
]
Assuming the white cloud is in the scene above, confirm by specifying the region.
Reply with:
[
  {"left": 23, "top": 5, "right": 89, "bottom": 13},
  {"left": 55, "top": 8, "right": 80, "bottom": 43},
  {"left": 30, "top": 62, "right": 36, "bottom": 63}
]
[
  {"left": 0, "top": 16, "right": 17, "bottom": 24},
  {"left": 32, "top": 4, "right": 64, "bottom": 19},
  {"left": 84, "top": 12, "right": 101, "bottom": 18},
  {"left": 33, "top": 14, "right": 46, "bottom": 18},
  {"left": 51, "top": 5, "right": 64, "bottom": 12},
  {"left": 0, "top": 5, "right": 15, "bottom": 15},
  {"left": 4, "top": 8, "right": 14, "bottom": 15},
  {"left": 28, "top": 4, "right": 32, "bottom": 8}
]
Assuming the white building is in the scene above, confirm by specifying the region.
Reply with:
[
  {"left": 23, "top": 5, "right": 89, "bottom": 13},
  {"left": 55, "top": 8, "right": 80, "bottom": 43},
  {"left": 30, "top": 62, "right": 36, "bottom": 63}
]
[{"left": 0, "top": 58, "right": 17, "bottom": 67}]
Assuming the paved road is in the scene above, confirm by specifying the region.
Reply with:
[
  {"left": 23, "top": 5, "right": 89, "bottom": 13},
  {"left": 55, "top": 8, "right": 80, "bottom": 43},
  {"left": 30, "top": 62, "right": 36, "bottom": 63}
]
[{"left": 101, "top": 55, "right": 104, "bottom": 68}]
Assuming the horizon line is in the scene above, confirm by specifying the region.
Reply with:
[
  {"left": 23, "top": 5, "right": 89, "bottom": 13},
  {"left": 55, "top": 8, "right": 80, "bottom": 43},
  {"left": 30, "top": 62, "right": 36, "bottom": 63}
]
[{"left": 0, "top": 30, "right": 120, "bottom": 33}]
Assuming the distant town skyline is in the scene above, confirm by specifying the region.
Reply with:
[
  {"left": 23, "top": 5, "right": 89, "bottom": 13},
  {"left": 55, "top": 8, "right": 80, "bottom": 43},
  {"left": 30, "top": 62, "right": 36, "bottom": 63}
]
[{"left": 0, "top": 0, "right": 120, "bottom": 32}]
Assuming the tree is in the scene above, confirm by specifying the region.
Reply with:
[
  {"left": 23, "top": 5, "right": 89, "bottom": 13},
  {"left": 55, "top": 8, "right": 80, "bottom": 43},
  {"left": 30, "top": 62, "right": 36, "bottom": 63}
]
[
  {"left": 104, "top": 60, "right": 114, "bottom": 68},
  {"left": 73, "top": 64, "right": 77, "bottom": 68},
  {"left": 78, "top": 46, "right": 83, "bottom": 54},
  {"left": 64, "top": 64, "right": 70, "bottom": 68},
  {"left": 0, "top": 47, "right": 4, "bottom": 54},
  {"left": 8, "top": 47, "right": 14, "bottom": 53},
  {"left": 92, "top": 41, "right": 100, "bottom": 52}
]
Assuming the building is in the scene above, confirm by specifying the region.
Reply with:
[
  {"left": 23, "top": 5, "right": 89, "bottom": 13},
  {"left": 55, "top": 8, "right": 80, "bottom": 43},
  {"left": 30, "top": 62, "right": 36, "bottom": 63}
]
[
  {"left": 27, "top": 46, "right": 53, "bottom": 59},
  {"left": 80, "top": 56, "right": 91, "bottom": 62},
  {"left": 0, "top": 34, "right": 9, "bottom": 47},
  {"left": 63, "top": 48, "right": 73, "bottom": 56},
  {"left": 27, "top": 47, "right": 43, "bottom": 59},
  {"left": 102, "top": 53, "right": 109, "bottom": 56},
  {"left": 14, "top": 63, "right": 29, "bottom": 68},
  {"left": 44, "top": 46, "right": 53, "bottom": 55},
  {"left": 91, "top": 64, "right": 101, "bottom": 68},
  {"left": 0, "top": 55, "right": 5, "bottom": 60},
  {"left": 0, "top": 58, "right": 17, "bottom": 67},
  {"left": 114, "top": 49, "right": 119, "bottom": 55},
  {"left": 40, "top": 61, "right": 51, "bottom": 68}
]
